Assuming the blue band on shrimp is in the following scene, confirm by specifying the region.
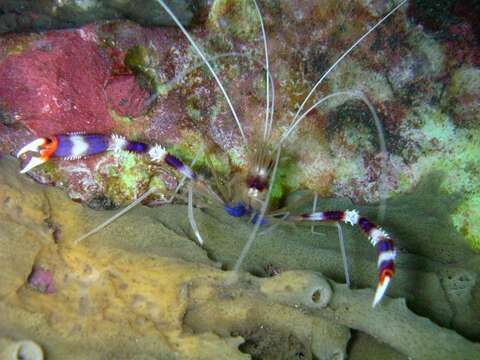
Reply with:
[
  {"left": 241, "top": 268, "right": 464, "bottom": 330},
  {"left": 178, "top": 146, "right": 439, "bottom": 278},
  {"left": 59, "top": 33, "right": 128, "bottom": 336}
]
[
  {"left": 251, "top": 213, "right": 268, "bottom": 225},
  {"left": 108, "top": 134, "right": 148, "bottom": 154},
  {"left": 358, "top": 217, "right": 375, "bottom": 233},
  {"left": 165, "top": 154, "right": 197, "bottom": 180},
  {"left": 224, "top": 203, "right": 248, "bottom": 217},
  {"left": 376, "top": 239, "right": 394, "bottom": 253},
  {"left": 125, "top": 141, "right": 149, "bottom": 153},
  {"left": 147, "top": 144, "right": 197, "bottom": 180},
  {"left": 54, "top": 134, "right": 110, "bottom": 159}
]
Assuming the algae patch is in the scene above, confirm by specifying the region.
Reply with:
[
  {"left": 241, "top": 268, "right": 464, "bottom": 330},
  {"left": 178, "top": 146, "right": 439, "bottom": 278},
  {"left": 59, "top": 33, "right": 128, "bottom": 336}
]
[
  {"left": 208, "top": 0, "right": 261, "bottom": 41},
  {"left": 452, "top": 195, "right": 480, "bottom": 251},
  {"left": 398, "top": 105, "right": 480, "bottom": 249},
  {"left": 101, "top": 151, "right": 152, "bottom": 204}
]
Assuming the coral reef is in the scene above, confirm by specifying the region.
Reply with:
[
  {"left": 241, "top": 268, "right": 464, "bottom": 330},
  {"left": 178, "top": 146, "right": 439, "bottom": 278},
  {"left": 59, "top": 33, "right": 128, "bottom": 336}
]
[
  {"left": 0, "top": 0, "right": 478, "bottom": 250},
  {"left": 1, "top": 153, "right": 480, "bottom": 359}
]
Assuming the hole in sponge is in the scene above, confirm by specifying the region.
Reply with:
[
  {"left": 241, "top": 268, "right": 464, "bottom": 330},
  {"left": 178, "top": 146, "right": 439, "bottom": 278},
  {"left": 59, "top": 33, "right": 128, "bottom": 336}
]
[
  {"left": 311, "top": 289, "right": 322, "bottom": 303},
  {"left": 14, "top": 341, "right": 43, "bottom": 360}
]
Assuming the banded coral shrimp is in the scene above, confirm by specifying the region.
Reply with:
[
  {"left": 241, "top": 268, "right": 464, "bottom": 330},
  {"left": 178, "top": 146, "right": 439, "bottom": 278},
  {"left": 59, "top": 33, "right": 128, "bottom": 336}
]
[
  {"left": 155, "top": 0, "right": 407, "bottom": 306},
  {"left": 15, "top": 0, "right": 408, "bottom": 306}
]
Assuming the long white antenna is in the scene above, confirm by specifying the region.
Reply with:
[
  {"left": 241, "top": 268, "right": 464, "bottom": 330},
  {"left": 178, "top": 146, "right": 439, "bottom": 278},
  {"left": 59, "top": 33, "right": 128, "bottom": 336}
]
[
  {"left": 267, "top": 69, "right": 276, "bottom": 138},
  {"left": 188, "top": 183, "right": 204, "bottom": 245},
  {"left": 278, "top": 91, "right": 350, "bottom": 145},
  {"left": 353, "top": 91, "right": 388, "bottom": 222},
  {"left": 289, "top": 0, "right": 407, "bottom": 128},
  {"left": 280, "top": 89, "right": 389, "bottom": 221},
  {"left": 156, "top": 0, "right": 247, "bottom": 143},
  {"left": 251, "top": 0, "right": 272, "bottom": 141},
  {"left": 336, "top": 222, "right": 351, "bottom": 288},
  {"left": 75, "top": 145, "right": 205, "bottom": 244},
  {"left": 74, "top": 187, "right": 156, "bottom": 244}
]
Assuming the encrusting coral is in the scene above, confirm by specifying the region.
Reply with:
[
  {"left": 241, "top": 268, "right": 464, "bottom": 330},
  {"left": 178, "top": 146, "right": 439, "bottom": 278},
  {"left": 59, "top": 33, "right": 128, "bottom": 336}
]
[{"left": 1, "top": 155, "right": 479, "bottom": 359}]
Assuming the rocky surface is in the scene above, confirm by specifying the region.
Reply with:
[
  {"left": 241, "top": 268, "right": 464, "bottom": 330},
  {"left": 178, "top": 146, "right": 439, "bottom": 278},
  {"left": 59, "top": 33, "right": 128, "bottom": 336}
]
[{"left": 0, "top": 0, "right": 199, "bottom": 34}]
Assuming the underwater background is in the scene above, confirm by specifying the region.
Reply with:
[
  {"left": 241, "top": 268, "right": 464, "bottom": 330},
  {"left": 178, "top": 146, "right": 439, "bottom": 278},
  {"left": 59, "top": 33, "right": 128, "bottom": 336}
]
[{"left": 0, "top": 0, "right": 479, "bottom": 359}]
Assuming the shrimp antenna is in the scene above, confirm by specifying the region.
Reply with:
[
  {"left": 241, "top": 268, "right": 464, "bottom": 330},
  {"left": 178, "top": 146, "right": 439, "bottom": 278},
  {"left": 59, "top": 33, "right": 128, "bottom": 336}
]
[
  {"left": 155, "top": 0, "right": 246, "bottom": 143},
  {"left": 336, "top": 222, "right": 351, "bottom": 287},
  {"left": 311, "top": 193, "right": 351, "bottom": 288},
  {"left": 353, "top": 91, "right": 388, "bottom": 222},
  {"left": 251, "top": 0, "right": 274, "bottom": 141},
  {"left": 289, "top": 0, "right": 407, "bottom": 128},
  {"left": 278, "top": 90, "right": 389, "bottom": 221},
  {"left": 150, "top": 48, "right": 276, "bottom": 143},
  {"left": 74, "top": 145, "right": 205, "bottom": 244},
  {"left": 74, "top": 186, "right": 157, "bottom": 244},
  {"left": 278, "top": 91, "right": 348, "bottom": 145},
  {"left": 229, "top": 146, "right": 282, "bottom": 277},
  {"left": 188, "top": 183, "right": 204, "bottom": 245}
]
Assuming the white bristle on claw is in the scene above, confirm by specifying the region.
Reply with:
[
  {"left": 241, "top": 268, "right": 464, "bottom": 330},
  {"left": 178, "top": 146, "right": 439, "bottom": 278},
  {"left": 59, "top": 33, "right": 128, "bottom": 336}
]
[
  {"left": 148, "top": 144, "right": 167, "bottom": 162},
  {"left": 343, "top": 209, "right": 360, "bottom": 226},
  {"left": 109, "top": 134, "right": 128, "bottom": 152},
  {"left": 370, "top": 228, "right": 389, "bottom": 245}
]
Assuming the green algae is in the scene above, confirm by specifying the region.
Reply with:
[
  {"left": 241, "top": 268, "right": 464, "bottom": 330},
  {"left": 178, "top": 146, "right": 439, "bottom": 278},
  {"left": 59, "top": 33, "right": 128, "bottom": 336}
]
[
  {"left": 448, "top": 66, "right": 480, "bottom": 97},
  {"left": 124, "top": 44, "right": 158, "bottom": 92},
  {"left": 407, "top": 29, "right": 445, "bottom": 77},
  {"left": 269, "top": 157, "right": 300, "bottom": 203},
  {"left": 328, "top": 100, "right": 380, "bottom": 152},
  {"left": 452, "top": 194, "right": 480, "bottom": 251},
  {"left": 397, "top": 105, "right": 480, "bottom": 249},
  {"left": 167, "top": 131, "right": 231, "bottom": 178},
  {"left": 147, "top": 174, "right": 170, "bottom": 197},
  {"left": 400, "top": 106, "right": 480, "bottom": 195},
  {"left": 446, "top": 65, "right": 480, "bottom": 127},
  {"left": 102, "top": 151, "right": 153, "bottom": 204},
  {"left": 327, "top": 58, "right": 392, "bottom": 104},
  {"left": 35, "top": 160, "right": 62, "bottom": 182},
  {"left": 110, "top": 109, "right": 133, "bottom": 125},
  {"left": 208, "top": 0, "right": 261, "bottom": 42},
  {"left": 125, "top": 44, "right": 150, "bottom": 72},
  {"left": 185, "top": 95, "right": 202, "bottom": 122}
]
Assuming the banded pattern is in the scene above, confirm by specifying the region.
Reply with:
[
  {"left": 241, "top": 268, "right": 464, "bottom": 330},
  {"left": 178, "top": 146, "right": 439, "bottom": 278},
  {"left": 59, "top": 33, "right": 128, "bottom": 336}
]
[
  {"left": 299, "top": 209, "right": 396, "bottom": 306},
  {"left": 54, "top": 134, "right": 110, "bottom": 159},
  {"left": 17, "top": 133, "right": 197, "bottom": 181}
]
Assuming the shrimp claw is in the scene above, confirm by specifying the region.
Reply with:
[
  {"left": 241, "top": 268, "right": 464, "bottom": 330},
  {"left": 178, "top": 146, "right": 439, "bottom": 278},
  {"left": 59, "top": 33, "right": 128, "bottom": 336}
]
[
  {"left": 16, "top": 138, "right": 51, "bottom": 173},
  {"left": 297, "top": 209, "right": 396, "bottom": 306},
  {"left": 17, "top": 134, "right": 110, "bottom": 173}
]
